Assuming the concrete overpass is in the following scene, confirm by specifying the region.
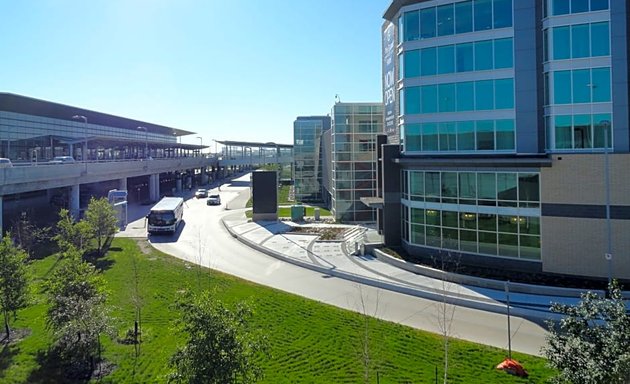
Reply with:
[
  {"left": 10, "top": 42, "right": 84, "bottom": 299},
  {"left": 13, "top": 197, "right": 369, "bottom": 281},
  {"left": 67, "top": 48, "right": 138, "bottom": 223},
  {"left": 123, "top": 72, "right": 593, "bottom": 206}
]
[
  {"left": 0, "top": 156, "right": 219, "bottom": 232},
  {"left": 0, "top": 145, "right": 294, "bottom": 233}
]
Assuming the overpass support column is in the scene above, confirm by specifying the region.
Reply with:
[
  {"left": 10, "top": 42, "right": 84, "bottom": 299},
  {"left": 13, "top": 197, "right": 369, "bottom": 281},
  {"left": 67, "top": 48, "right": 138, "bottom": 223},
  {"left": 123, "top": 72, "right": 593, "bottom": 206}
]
[
  {"left": 70, "top": 184, "right": 80, "bottom": 219},
  {"left": 119, "top": 177, "right": 127, "bottom": 191},
  {"left": 201, "top": 168, "right": 208, "bottom": 185},
  {"left": 176, "top": 173, "right": 182, "bottom": 193},
  {"left": 149, "top": 174, "right": 159, "bottom": 202}
]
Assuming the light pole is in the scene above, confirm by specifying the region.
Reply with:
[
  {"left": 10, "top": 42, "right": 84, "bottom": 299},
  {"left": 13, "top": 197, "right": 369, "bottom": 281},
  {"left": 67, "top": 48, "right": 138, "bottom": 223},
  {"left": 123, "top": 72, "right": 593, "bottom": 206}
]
[
  {"left": 601, "top": 119, "right": 612, "bottom": 284},
  {"left": 137, "top": 126, "right": 148, "bottom": 159},
  {"left": 72, "top": 115, "right": 88, "bottom": 161}
]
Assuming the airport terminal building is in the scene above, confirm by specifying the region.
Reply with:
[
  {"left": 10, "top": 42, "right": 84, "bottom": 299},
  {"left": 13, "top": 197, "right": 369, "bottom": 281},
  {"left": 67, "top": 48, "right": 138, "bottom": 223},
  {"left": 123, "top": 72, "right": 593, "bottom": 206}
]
[
  {"left": 0, "top": 93, "right": 211, "bottom": 232},
  {"left": 380, "top": 0, "right": 630, "bottom": 279}
]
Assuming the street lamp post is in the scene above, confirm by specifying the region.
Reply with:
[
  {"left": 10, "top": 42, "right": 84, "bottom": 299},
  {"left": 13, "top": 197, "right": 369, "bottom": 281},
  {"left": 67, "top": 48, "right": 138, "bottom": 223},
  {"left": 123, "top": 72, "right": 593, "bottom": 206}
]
[
  {"left": 137, "top": 126, "right": 148, "bottom": 159},
  {"left": 72, "top": 115, "right": 88, "bottom": 161},
  {"left": 601, "top": 120, "right": 612, "bottom": 284}
]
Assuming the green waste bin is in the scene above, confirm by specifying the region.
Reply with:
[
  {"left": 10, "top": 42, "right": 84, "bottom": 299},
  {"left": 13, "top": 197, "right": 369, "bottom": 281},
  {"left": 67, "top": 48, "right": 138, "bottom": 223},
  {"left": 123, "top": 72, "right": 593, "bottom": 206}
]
[{"left": 291, "top": 205, "right": 305, "bottom": 221}]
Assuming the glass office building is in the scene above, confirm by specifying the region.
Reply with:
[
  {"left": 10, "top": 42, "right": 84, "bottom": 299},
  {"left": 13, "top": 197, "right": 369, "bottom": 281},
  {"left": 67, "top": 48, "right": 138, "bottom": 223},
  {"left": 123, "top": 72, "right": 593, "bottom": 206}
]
[
  {"left": 329, "top": 103, "right": 383, "bottom": 222},
  {"left": 382, "top": 0, "right": 630, "bottom": 279},
  {"left": 293, "top": 116, "right": 331, "bottom": 201}
]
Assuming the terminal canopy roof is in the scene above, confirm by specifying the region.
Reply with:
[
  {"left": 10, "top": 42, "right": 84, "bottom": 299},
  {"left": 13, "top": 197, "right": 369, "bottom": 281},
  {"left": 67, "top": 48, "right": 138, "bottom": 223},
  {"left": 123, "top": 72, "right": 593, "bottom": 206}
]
[{"left": 215, "top": 140, "right": 293, "bottom": 149}]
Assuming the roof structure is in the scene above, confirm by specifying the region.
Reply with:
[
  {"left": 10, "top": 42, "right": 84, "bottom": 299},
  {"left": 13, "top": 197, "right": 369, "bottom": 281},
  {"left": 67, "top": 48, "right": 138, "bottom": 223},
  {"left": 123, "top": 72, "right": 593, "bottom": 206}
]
[
  {"left": 215, "top": 140, "right": 293, "bottom": 149},
  {"left": 0, "top": 92, "right": 194, "bottom": 137}
]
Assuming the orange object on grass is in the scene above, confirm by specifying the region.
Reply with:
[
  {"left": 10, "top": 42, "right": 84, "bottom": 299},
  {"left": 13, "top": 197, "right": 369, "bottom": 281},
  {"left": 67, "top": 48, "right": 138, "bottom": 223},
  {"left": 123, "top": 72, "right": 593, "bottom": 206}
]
[{"left": 496, "top": 358, "right": 528, "bottom": 377}]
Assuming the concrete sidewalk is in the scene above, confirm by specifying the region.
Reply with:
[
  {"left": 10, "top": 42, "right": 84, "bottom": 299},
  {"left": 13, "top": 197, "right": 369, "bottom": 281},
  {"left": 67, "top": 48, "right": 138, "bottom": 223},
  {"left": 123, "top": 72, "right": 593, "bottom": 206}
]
[{"left": 223, "top": 213, "right": 592, "bottom": 320}]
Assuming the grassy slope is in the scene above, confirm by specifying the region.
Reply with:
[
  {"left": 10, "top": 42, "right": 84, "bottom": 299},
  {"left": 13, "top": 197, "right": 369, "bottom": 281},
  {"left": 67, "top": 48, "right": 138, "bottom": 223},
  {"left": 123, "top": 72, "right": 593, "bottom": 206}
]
[{"left": 2, "top": 238, "right": 554, "bottom": 383}]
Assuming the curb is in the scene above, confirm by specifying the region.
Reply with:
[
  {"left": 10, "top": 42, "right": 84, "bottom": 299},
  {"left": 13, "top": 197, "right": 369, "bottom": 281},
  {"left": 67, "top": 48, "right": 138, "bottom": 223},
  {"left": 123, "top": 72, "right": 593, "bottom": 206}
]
[
  {"left": 222, "top": 218, "right": 560, "bottom": 320},
  {"left": 371, "top": 249, "right": 606, "bottom": 298}
]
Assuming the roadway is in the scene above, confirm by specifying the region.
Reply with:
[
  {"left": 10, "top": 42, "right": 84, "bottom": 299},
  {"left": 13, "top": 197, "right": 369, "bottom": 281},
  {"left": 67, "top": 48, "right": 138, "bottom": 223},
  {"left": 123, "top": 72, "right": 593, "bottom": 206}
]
[{"left": 118, "top": 173, "right": 548, "bottom": 357}]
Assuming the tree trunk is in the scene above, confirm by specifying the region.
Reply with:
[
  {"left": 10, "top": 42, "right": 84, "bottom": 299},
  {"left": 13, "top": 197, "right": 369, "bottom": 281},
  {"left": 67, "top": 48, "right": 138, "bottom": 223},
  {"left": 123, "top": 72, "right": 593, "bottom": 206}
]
[{"left": 4, "top": 310, "right": 10, "bottom": 339}]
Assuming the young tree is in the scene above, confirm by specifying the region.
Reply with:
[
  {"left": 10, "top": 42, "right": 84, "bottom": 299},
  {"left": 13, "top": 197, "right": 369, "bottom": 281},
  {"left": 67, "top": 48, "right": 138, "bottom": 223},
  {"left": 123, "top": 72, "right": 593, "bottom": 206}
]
[
  {"left": 0, "top": 235, "right": 29, "bottom": 339},
  {"left": 168, "top": 290, "right": 268, "bottom": 384},
  {"left": 54, "top": 209, "right": 93, "bottom": 253},
  {"left": 84, "top": 197, "right": 118, "bottom": 256},
  {"left": 354, "top": 284, "right": 381, "bottom": 384},
  {"left": 543, "top": 281, "right": 630, "bottom": 384},
  {"left": 11, "top": 213, "right": 51, "bottom": 258},
  {"left": 45, "top": 249, "right": 113, "bottom": 373}
]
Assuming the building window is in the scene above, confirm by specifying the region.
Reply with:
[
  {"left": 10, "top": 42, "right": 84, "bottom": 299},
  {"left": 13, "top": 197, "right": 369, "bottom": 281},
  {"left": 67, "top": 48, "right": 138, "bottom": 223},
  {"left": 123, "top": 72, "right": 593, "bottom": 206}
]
[
  {"left": 551, "top": 0, "right": 608, "bottom": 15},
  {"left": 401, "top": 0, "right": 513, "bottom": 43},
  {"left": 475, "top": 40, "right": 493, "bottom": 71},
  {"left": 403, "top": 170, "right": 541, "bottom": 260},
  {"left": 551, "top": 22, "right": 609, "bottom": 60},
  {"left": 437, "top": 4, "right": 454, "bottom": 36},
  {"left": 552, "top": 67, "right": 610, "bottom": 105},
  {"left": 455, "top": 1, "right": 473, "bottom": 33},
  {"left": 474, "top": 0, "right": 493, "bottom": 31},
  {"left": 437, "top": 45, "right": 455, "bottom": 74},
  {"left": 549, "top": 113, "right": 612, "bottom": 150},
  {"left": 420, "top": 7, "right": 437, "bottom": 39},
  {"left": 403, "top": 119, "right": 515, "bottom": 154}
]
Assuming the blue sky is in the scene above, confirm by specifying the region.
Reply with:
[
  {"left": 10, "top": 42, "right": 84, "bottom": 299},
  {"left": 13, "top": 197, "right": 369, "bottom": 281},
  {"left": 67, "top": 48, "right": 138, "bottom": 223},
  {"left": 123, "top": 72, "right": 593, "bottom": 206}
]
[{"left": 0, "top": 0, "right": 390, "bottom": 146}]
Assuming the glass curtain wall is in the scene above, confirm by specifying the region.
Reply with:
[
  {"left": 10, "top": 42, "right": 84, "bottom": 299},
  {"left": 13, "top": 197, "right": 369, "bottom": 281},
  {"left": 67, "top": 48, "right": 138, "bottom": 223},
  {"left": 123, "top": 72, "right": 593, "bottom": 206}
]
[
  {"left": 331, "top": 104, "right": 383, "bottom": 222},
  {"left": 293, "top": 117, "right": 327, "bottom": 201},
  {"left": 398, "top": 0, "right": 515, "bottom": 155},
  {"left": 402, "top": 169, "right": 541, "bottom": 260},
  {"left": 543, "top": 1, "right": 613, "bottom": 151}
]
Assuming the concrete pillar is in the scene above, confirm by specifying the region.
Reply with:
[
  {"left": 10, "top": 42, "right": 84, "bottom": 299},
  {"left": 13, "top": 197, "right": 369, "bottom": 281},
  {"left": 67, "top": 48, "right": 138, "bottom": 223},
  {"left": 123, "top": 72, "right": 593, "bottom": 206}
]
[
  {"left": 149, "top": 174, "right": 159, "bottom": 202},
  {"left": 69, "top": 143, "right": 74, "bottom": 157},
  {"left": 119, "top": 177, "right": 127, "bottom": 191},
  {"left": 201, "top": 168, "right": 208, "bottom": 185},
  {"left": 46, "top": 189, "right": 54, "bottom": 202},
  {"left": 69, "top": 184, "right": 80, "bottom": 219},
  {"left": 176, "top": 177, "right": 182, "bottom": 193}
]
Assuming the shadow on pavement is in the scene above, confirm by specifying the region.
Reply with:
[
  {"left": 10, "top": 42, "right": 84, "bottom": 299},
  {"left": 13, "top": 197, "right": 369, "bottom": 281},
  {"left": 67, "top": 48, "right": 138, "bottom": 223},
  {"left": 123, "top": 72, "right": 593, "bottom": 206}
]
[{"left": 147, "top": 220, "right": 186, "bottom": 243}]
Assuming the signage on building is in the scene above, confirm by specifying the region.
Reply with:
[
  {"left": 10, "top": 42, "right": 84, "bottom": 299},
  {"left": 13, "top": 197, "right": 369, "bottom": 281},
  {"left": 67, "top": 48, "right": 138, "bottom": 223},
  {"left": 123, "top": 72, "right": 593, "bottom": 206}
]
[{"left": 382, "top": 21, "right": 398, "bottom": 143}]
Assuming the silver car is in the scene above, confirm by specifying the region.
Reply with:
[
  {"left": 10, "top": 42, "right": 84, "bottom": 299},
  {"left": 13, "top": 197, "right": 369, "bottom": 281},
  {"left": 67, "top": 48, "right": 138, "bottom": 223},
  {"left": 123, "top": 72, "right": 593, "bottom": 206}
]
[
  {"left": 206, "top": 194, "right": 221, "bottom": 205},
  {"left": 49, "top": 156, "right": 75, "bottom": 164},
  {"left": 0, "top": 158, "right": 13, "bottom": 168}
]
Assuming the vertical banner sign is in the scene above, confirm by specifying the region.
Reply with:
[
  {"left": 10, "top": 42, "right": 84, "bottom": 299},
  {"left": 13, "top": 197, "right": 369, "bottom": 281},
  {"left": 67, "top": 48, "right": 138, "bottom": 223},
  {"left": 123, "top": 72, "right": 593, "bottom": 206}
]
[{"left": 382, "top": 22, "right": 398, "bottom": 143}]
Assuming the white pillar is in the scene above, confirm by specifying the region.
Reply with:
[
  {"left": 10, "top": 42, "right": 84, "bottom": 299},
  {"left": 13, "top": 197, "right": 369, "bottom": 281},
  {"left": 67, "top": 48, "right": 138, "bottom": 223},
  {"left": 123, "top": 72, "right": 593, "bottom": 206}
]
[
  {"left": 69, "top": 184, "right": 80, "bottom": 219},
  {"left": 119, "top": 177, "right": 127, "bottom": 191},
  {"left": 176, "top": 175, "right": 182, "bottom": 193}
]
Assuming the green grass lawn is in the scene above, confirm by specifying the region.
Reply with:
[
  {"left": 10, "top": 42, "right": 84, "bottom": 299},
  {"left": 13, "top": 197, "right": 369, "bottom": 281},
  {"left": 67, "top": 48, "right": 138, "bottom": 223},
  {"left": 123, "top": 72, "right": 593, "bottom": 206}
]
[
  {"left": 245, "top": 206, "right": 332, "bottom": 219},
  {"left": 2, "top": 238, "right": 554, "bottom": 383},
  {"left": 246, "top": 185, "right": 293, "bottom": 208}
]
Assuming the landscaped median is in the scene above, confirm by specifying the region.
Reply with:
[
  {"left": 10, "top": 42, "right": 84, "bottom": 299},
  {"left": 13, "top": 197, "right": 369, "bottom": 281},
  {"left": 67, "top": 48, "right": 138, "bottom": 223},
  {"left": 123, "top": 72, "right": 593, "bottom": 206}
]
[{"left": 3, "top": 238, "right": 555, "bottom": 383}]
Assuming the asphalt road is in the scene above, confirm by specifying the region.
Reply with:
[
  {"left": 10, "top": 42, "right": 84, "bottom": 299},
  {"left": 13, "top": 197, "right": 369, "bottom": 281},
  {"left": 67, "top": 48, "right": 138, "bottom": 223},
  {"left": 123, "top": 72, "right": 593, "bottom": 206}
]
[{"left": 127, "top": 174, "right": 548, "bottom": 357}]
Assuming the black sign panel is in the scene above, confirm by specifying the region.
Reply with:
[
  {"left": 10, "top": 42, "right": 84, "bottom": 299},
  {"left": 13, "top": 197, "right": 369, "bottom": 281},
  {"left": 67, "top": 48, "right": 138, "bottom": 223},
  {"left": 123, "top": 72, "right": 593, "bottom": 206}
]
[{"left": 252, "top": 171, "right": 277, "bottom": 214}]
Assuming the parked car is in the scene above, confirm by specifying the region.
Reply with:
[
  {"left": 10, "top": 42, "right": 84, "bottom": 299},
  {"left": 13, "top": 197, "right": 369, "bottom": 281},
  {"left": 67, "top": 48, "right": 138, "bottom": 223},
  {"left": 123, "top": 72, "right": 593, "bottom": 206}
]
[
  {"left": 49, "top": 156, "right": 75, "bottom": 164},
  {"left": 0, "top": 158, "right": 13, "bottom": 168},
  {"left": 195, "top": 188, "right": 208, "bottom": 198},
  {"left": 206, "top": 194, "right": 221, "bottom": 205}
]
